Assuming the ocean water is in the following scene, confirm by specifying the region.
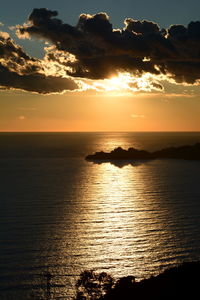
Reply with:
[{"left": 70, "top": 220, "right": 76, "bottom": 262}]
[{"left": 0, "top": 132, "right": 200, "bottom": 299}]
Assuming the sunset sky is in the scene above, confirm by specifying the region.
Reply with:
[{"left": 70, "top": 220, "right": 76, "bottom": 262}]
[{"left": 1, "top": 0, "right": 200, "bottom": 131}]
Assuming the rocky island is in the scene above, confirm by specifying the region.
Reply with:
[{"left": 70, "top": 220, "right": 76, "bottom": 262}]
[{"left": 86, "top": 143, "right": 200, "bottom": 163}]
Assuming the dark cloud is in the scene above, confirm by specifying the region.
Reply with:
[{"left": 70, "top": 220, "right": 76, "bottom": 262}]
[
  {"left": 0, "top": 32, "right": 31, "bottom": 61},
  {"left": 70, "top": 55, "right": 160, "bottom": 80},
  {"left": 29, "top": 7, "right": 58, "bottom": 23},
  {"left": 0, "top": 31, "right": 78, "bottom": 93},
  {"left": 77, "top": 13, "right": 112, "bottom": 36},
  {"left": 168, "top": 25, "right": 188, "bottom": 42},
  {"left": 17, "top": 8, "right": 82, "bottom": 44},
  {"left": 15, "top": 8, "right": 200, "bottom": 85},
  {"left": 0, "top": 8, "right": 198, "bottom": 95},
  {"left": 124, "top": 18, "right": 160, "bottom": 35},
  {"left": 0, "top": 64, "right": 78, "bottom": 94}
]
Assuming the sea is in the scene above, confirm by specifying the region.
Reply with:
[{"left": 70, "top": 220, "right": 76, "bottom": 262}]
[{"left": 0, "top": 132, "right": 200, "bottom": 299}]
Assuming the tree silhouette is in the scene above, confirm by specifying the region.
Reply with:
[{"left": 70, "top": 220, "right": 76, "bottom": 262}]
[{"left": 74, "top": 270, "right": 114, "bottom": 300}]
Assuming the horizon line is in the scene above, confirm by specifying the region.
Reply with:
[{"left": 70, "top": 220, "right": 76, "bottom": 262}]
[{"left": 0, "top": 130, "right": 200, "bottom": 133}]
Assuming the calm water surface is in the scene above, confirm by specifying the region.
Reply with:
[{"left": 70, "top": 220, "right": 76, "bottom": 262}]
[{"left": 0, "top": 132, "right": 200, "bottom": 299}]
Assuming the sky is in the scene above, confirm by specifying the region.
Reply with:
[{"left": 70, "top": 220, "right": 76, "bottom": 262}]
[{"left": 1, "top": 0, "right": 200, "bottom": 131}]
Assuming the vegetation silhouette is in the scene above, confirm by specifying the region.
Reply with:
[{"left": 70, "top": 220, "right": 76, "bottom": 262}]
[
  {"left": 74, "top": 262, "right": 200, "bottom": 300},
  {"left": 75, "top": 270, "right": 114, "bottom": 300},
  {"left": 86, "top": 143, "right": 200, "bottom": 167}
]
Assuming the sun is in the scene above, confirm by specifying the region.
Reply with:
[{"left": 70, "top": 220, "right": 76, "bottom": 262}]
[
  {"left": 82, "top": 72, "right": 162, "bottom": 93},
  {"left": 89, "top": 72, "right": 135, "bottom": 93},
  {"left": 108, "top": 73, "right": 132, "bottom": 90},
  {"left": 109, "top": 74, "right": 129, "bottom": 85}
]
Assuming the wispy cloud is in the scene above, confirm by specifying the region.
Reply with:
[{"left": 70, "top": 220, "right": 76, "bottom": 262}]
[
  {"left": 131, "top": 114, "right": 145, "bottom": 119},
  {"left": 18, "top": 115, "right": 26, "bottom": 120},
  {"left": 18, "top": 107, "right": 37, "bottom": 111}
]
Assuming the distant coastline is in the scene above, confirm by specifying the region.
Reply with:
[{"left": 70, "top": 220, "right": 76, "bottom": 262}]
[{"left": 86, "top": 143, "right": 200, "bottom": 163}]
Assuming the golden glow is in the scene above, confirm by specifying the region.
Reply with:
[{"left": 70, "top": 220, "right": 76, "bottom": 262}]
[
  {"left": 1, "top": 91, "right": 200, "bottom": 132},
  {"left": 106, "top": 73, "right": 132, "bottom": 91},
  {"left": 90, "top": 72, "right": 137, "bottom": 92},
  {"left": 82, "top": 72, "right": 163, "bottom": 94},
  {"left": 1, "top": 84, "right": 200, "bottom": 132}
]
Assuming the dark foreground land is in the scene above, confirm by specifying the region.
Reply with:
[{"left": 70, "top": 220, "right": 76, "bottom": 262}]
[
  {"left": 75, "top": 261, "right": 200, "bottom": 300},
  {"left": 86, "top": 143, "right": 200, "bottom": 163}
]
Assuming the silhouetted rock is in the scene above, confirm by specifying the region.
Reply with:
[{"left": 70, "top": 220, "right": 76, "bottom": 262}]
[
  {"left": 154, "top": 143, "right": 200, "bottom": 160},
  {"left": 86, "top": 147, "right": 153, "bottom": 161},
  {"left": 86, "top": 143, "right": 200, "bottom": 164}
]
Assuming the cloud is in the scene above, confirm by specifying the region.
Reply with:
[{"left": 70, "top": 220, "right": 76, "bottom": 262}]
[
  {"left": 15, "top": 8, "right": 200, "bottom": 86},
  {"left": 131, "top": 114, "right": 145, "bottom": 118},
  {"left": 18, "top": 115, "right": 26, "bottom": 120},
  {"left": 125, "top": 18, "right": 160, "bottom": 35},
  {"left": 0, "top": 64, "right": 79, "bottom": 94},
  {"left": 0, "top": 31, "right": 79, "bottom": 93},
  {"left": 1, "top": 9, "right": 200, "bottom": 94},
  {"left": 18, "top": 107, "right": 37, "bottom": 111},
  {"left": 16, "top": 9, "right": 160, "bottom": 80}
]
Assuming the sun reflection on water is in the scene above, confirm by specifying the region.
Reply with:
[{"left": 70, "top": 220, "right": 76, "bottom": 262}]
[
  {"left": 67, "top": 160, "right": 183, "bottom": 281},
  {"left": 52, "top": 132, "right": 200, "bottom": 295},
  {"left": 1, "top": 133, "right": 200, "bottom": 299}
]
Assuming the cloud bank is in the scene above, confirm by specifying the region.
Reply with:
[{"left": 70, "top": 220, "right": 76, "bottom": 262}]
[
  {"left": 1, "top": 8, "right": 200, "bottom": 94},
  {"left": 0, "top": 31, "right": 78, "bottom": 93}
]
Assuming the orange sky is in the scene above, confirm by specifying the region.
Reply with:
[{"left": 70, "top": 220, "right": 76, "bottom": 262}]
[
  {"left": 1, "top": 88, "right": 200, "bottom": 132},
  {"left": 1, "top": 6, "right": 200, "bottom": 132}
]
